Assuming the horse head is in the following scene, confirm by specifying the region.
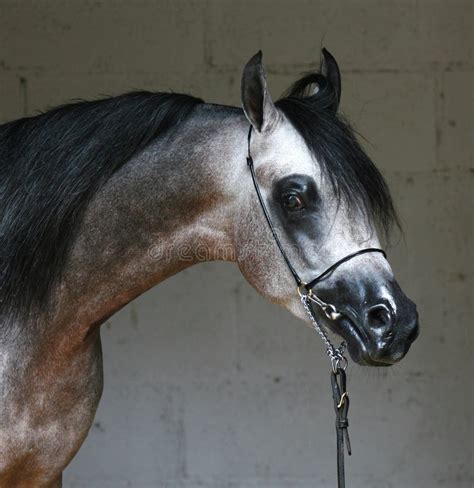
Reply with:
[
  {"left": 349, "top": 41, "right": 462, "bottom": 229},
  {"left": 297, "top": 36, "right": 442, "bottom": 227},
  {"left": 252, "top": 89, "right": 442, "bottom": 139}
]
[{"left": 234, "top": 50, "right": 419, "bottom": 366}]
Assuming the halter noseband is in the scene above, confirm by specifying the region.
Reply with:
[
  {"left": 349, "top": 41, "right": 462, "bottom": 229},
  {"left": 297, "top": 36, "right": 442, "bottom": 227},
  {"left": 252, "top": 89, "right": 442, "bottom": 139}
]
[{"left": 246, "top": 124, "right": 387, "bottom": 488}]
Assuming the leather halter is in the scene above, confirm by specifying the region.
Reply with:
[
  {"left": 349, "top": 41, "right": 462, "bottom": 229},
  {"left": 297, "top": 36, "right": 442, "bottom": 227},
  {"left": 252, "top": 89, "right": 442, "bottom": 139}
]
[
  {"left": 246, "top": 125, "right": 387, "bottom": 488},
  {"left": 246, "top": 125, "right": 386, "bottom": 299}
]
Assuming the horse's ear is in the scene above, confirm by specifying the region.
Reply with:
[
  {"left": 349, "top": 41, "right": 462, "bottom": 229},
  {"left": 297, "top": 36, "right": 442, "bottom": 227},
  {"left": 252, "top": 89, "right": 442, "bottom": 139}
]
[
  {"left": 241, "top": 51, "right": 279, "bottom": 133},
  {"left": 321, "top": 48, "right": 342, "bottom": 112}
]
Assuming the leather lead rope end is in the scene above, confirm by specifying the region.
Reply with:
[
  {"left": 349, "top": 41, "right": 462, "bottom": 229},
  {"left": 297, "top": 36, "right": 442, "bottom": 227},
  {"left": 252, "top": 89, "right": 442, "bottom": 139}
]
[{"left": 344, "top": 429, "right": 352, "bottom": 456}]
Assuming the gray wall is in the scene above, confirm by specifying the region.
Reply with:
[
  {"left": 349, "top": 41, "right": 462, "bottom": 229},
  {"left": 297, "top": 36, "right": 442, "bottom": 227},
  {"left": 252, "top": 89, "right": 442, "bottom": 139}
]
[{"left": 0, "top": 1, "right": 472, "bottom": 487}]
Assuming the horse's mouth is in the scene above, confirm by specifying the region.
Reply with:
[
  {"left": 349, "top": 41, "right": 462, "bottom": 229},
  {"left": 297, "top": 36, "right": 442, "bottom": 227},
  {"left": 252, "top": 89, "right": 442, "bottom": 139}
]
[{"left": 332, "top": 315, "right": 401, "bottom": 367}]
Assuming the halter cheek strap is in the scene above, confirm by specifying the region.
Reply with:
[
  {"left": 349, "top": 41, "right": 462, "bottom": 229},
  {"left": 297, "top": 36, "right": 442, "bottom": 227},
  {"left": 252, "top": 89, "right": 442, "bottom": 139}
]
[
  {"left": 246, "top": 128, "right": 302, "bottom": 286},
  {"left": 246, "top": 124, "right": 387, "bottom": 488}
]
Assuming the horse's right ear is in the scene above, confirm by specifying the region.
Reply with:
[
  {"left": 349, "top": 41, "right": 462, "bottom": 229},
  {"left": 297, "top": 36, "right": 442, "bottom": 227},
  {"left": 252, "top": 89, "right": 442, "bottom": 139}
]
[{"left": 241, "top": 51, "right": 279, "bottom": 133}]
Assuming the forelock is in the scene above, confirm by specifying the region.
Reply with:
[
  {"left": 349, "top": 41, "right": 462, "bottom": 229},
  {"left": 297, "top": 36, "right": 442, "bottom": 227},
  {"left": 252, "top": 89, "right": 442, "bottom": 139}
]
[{"left": 275, "top": 72, "right": 400, "bottom": 238}]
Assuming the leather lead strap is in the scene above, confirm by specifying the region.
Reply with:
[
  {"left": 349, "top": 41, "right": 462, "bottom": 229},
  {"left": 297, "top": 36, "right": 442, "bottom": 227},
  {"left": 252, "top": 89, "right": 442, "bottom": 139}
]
[
  {"left": 305, "top": 295, "right": 351, "bottom": 488},
  {"left": 331, "top": 368, "right": 351, "bottom": 488}
]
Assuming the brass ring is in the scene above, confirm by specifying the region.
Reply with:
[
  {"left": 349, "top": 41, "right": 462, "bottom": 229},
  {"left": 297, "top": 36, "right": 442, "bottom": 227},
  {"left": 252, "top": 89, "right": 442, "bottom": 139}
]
[{"left": 297, "top": 282, "right": 313, "bottom": 298}]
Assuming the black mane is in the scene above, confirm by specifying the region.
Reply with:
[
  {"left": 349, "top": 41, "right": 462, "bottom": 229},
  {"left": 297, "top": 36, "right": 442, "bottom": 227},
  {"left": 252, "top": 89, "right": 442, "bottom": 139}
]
[
  {"left": 0, "top": 91, "right": 203, "bottom": 319},
  {"left": 276, "top": 72, "right": 399, "bottom": 237},
  {"left": 0, "top": 75, "right": 398, "bottom": 321}
]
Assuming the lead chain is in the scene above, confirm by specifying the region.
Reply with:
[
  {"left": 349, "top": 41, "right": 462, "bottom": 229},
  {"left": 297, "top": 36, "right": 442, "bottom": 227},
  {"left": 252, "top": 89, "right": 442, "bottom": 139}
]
[{"left": 300, "top": 295, "right": 347, "bottom": 371}]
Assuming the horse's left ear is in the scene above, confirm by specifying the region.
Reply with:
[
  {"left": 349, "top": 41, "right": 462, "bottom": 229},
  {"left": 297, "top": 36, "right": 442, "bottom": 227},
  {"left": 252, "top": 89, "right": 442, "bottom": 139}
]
[
  {"left": 321, "top": 48, "right": 342, "bottom": 112},
  {"left": 241, "top": 50, "right": 280, "bottom": 133}
]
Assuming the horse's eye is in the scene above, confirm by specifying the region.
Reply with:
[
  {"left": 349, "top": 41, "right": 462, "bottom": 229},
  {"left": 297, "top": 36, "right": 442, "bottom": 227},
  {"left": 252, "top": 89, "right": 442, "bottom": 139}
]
[{"left": 283, "top": 193, "right": 305, "bottom": 211}]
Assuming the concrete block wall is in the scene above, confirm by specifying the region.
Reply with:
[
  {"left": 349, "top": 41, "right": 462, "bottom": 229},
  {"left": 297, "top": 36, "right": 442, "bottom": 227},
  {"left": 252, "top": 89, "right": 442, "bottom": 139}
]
[{"left": 0, "top": 1, "right": 472, "bottom": 487}]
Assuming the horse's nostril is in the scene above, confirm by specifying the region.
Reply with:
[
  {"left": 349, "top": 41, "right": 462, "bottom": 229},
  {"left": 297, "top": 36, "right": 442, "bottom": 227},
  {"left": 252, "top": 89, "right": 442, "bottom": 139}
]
[{"left": 367, "top": 304, "right": 393, "bottom": 329}]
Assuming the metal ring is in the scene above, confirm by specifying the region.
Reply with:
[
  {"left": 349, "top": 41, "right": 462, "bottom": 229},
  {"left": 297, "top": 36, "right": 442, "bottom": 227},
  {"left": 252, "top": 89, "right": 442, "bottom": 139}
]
[
  {"left": 323, "top": 303, "right": 342, "bottom": 321},
  {"left": 331, "top": 355, "right": 348, "bottom": 373},
  {"left": 297, "top": 282, "right": 312, "bottom": 298}
]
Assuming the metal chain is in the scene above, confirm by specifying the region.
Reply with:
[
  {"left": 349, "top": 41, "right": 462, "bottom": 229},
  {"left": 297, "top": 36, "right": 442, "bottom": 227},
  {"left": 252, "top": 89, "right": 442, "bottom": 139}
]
[{"left": 300, "top": 295, "right": 347, "bottom": 372}]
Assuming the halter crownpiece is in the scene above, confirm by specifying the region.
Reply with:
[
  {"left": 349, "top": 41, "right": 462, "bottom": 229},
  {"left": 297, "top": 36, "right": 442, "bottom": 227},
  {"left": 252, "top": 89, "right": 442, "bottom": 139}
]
[{"left": 246, "top": 124, "right": 387, "bottom": 488}]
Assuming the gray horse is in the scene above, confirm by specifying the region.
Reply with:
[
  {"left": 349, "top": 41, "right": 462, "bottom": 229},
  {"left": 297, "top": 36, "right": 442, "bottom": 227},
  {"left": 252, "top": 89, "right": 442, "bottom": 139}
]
[{"left": 0, "top": 49, "right": 418, "bottom": 486}]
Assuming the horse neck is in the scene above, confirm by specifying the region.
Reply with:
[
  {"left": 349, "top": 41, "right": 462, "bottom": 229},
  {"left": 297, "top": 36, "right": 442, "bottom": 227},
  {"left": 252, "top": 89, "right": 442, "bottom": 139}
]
[{"left": 51, "top": 105, "right": 248, "bottom": 335}]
